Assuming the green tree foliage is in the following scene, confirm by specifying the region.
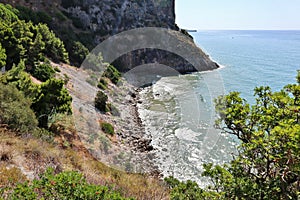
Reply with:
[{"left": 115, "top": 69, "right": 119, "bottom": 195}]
[
  {"left": 103, "top": 65, "right": 121, "bottom": 84},
  {"left": 5, "top": 168, "right": 132, "bottom": 199},
  {"left": 31, "top": 60, "right": 55, "bottom": 82},
  {"left": 0, "top": 43, "right": 6, "bottom": 68},
  {"left": 69, "top": 41, "right": 89, "bottom": 66},
  {"left": 0, "top": 3, "right": 69, "bottom": 69},
  {"left": 0, "top": 61, "right": 40, "bottom": 100},
  {"left": 200, "top": 72, "right": 300, "bottom": 199},
  {"left": 95, "top": 90, "right": 108, "bottom": 112},
  {"left": 16, "top": 5, "right": 52, "bottom": 25},
  {"left": 32, "top": 78, "right": 72, "bottom": 128},
  {"left": 1, "top": 62, "right": 72, "bottom": 129},
  {"left": 36, "top": 24, "right": 69, "bottom": 63},
  {"left": 101, "top": 122, "right": 115, "bottom": 136},
  {"left": 0, "top": 83, "right": 38, "bottom": 133},
  {"left": 165, "top": 177, "right": 217, "bottom": 200},
  {"left": 0, "top": 4, "right": 18, "bottom": 23}
]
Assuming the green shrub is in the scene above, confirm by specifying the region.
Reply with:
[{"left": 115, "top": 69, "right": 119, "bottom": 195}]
[
  {"left": 36, "top": 23, "right": 69, "bottom": 63},
  {"left": 100, "top": 122, "right": 115, "bottom": 136},
  {"left": 31, "top": 60, "right": 56, "bottom": 82},
  {"left": 70, "top": 41, "right": 89, "bottom": 67},
  {"left": 1, "top": 63, "right": 72, "bottom": 129},
  {"left": 164, "top": 176, "right": 217, "bottom": 199},
  {"left": 95, "top": 90, "right": 108, "bottom": 112},
  {"left": 6, "top": 168, "right": 131, "bottom": 199},
  {"left": 55, "top": 11, "right": 68, "bottom": 22},
  {"left": 0, "top": 4, "right": 19, "bottom": 23},
  {"left": 0, "top": 4, "right": 69, "bottom": 69},
  {"left": 15, "top": 6, "right": 52, "bottom": 25},
  {"left": 0, "top": 61, "right": 41, "bottom": 102},
  {"left": 97, "top": 78, "right": 108, "bottom": 90},
  {"left": 103, "top": 65, "right": 121, "bottom": 84},
  {"left": 71, "top": 16, "right": 85, "bottom": 29},
  {"left": 0, "top": 43, "right": 6, "bottom": 68},
  {"left": 32, "top": 78, "right": 72, "bottom": 128},
  {"left": 0, "top": 83, "right": 38, "bottom": 133}
]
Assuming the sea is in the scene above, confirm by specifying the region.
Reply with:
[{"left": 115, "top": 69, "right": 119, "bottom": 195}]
[{"left": 137, "top": 30, "right": 300, "bottom": 186}]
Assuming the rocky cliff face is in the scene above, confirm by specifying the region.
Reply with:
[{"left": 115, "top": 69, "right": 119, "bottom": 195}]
[
  {"left": 61, "top": 0, "right": 218, "bottom": 72},
  {"left": 1, "top": 0, "right": 219, "bottom": 73},
  {"left": 62, "top": 0, "right": 178, "bottom": 40}
]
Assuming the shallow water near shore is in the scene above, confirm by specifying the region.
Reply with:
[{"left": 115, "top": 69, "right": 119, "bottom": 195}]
[{"left": 138, "top": 30, "right": 300, "bottom": 186}]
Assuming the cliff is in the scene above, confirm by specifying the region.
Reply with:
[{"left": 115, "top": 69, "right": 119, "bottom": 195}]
[
  {"left": 1, "top": 0, "right": 219, "bottom": 73},
  {"left": 62, "top": 0, "right": 178, "bottom": 38}
]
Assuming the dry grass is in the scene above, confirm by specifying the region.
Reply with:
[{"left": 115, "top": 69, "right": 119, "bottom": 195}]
[{"left": 0, "top": 127, "right": 169, "bottom": 199}]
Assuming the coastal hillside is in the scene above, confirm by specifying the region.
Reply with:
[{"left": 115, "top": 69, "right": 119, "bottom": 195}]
[
  {"left": 0, "top": 0, "right": 218, "bottom": 72},
  {"left": 1, "top": 1, "right": 300, "bottom": 200}
]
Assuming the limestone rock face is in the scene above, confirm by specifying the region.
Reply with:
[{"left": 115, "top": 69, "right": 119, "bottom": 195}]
[
  {"left": 1, "top": 0, "right": 219, "bottom": 72},
  {"left": 61, "top": 0, "right": 218, "bottom": 72},
  {"left": 61, "top": 0, "right": 178, "bottom": 43}
]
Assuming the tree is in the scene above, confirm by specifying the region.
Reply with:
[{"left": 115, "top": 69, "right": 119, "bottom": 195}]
[
  {"left": 200, "top": 72, "right": 300, "bottom": 199},
  {"left": 69, "top": 41, "right": 89, "bottom": 67},
  {"left": 1, "top": 63, "right": 72, "bottom": 129},
  {"left": 36, "top": 24, "right": 69, "bottom": 63},
  {"left": 0, "top": 4, "right": 19, "bottom": 23},
  {"left": 32, "top": 78, "right": 72, "bottom": 128},
  {"left": 0, "top": 61, "right": 40, "bottom": 101},
  {"left": 0, "top": 3, "right": 69, "bottom": 69},
  {"left": 95, "top": 90, "right": 108, "bottom": 112},
  {"left": 0, "top": 43, "right": 6, "bottom": 68},
  {"left": 0, "top": 83, "right": 38, "bottom": 133},
  {"left": 103, "top": 65, "right": 121, "bottom": 84},
  {"left": 31, "top": 60, "right": 55, "bottom": 82},
  {"left": 165, "top": 73, "right": 300, "bottom": 200}
]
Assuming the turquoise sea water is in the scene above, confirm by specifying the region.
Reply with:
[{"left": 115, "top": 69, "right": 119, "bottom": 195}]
[
  {"left": 138, "top": 30, "right": 300, "bottom": 185},
  {"left": 194, "top": 30, "right": 300, "bottom": 103}
]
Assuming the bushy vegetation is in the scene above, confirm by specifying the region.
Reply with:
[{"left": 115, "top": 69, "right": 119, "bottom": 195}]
[
  {"left": 31, "top": 60, "right": 55, "bottom": 82},
  {"left": 95, "top": 90, "right": 108, "bottom": 112},
  {"left": 0, "top": 3, "right": 69, "bottom": 72},
  {"left": 32, "top": 78, "right": 72, "bottom": 128},
  {"left": 165, "top": 177, "right": 217, "bottom": 199},
  {"left": 69, "top": 41, "right": 89, "bottom": 66},
  {"left": 15, "top": 5, "right": 52, "bottom": 25},
  {"left": 0, "top": 61, "right": 40, "bottom": 101},
  {"left": 1, "top": 63, "right": 72, "bottom": 129},
  {"left": 98, "top": 77, "right": 108, "bottom": 90},
  {"left": 36, "top": 23, "right": 69, "bottom": 63},
  {"left": 103, "top": 65, "right": 121, "bottom": 84},
  {"left": 101, "top": 122, "right": 115, "bottom": 136},
  {"left": 0, "top": 83, "right": 38, "bottom": 133},
  {"left": 0, "top": 43, "right": 6, "bottom": 68},
  {"left": 3, "top": 168, "right": 132, "bottom": 199},
  {"left": 0, "top": 3, "right": 72, "bottom": 129},
  {"left": 166, "top": 72, "right": 300, "bottom": 199}
]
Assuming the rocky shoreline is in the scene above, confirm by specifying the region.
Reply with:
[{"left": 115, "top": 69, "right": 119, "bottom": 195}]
[{"left": 57, "top": 63, "right": 161, "bottom": 176}]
